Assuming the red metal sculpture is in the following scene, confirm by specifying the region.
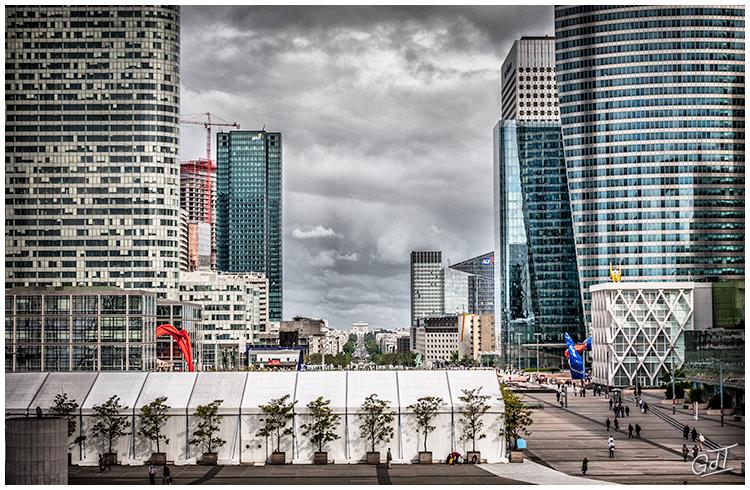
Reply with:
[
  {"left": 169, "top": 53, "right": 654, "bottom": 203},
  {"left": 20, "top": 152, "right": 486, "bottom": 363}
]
[{"left": 156, "top": 323, "right": 195, "bottom": 372}]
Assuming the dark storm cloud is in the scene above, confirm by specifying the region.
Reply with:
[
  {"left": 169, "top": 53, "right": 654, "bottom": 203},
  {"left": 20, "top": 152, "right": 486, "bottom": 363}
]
[{"left": 180, "top": 5, "right": 554, "bottom": 329}]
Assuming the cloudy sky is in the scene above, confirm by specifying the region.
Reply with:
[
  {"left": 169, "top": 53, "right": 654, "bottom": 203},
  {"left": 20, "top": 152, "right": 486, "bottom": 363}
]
[{"left": 180, "top": 6, "right": 554, "bottom": 330}]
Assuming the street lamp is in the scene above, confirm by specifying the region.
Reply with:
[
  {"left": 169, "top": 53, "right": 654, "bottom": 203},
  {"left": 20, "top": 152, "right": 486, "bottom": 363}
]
[
  {"left": 533, "top": 333, "right": 543, "bottom": 381},
  {"left": 670, "top": 345, "right": 676, "bottom": 415}
]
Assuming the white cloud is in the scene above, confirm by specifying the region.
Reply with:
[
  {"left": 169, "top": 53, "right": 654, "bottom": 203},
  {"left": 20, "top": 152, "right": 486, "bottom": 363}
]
[{"left": 292, "top": 225, "right": 339, "bottom": 239}]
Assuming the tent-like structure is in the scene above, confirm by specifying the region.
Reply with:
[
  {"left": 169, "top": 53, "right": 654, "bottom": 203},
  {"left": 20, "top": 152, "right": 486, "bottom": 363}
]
[{"left": 5, "top": 370, "right": 506, "bottom": 465}]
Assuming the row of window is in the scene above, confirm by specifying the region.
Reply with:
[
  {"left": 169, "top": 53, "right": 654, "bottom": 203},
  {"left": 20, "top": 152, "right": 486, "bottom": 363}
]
[
  {"left": 558, "top": 41, "right": 744, "bottom": 62},
  {"left": 564, "top": 119, "right": 744, "bottom": 138},
  {"left": 559, "top": 74, "right": 743, "bottom": 94},
  {"left": 558, "top": 63, "right": 744, "bottom": 83},
  {"left": 572, "top": 210, "right": 744, "bottom": 223},
  {"left": 555, "top": 17, "right": 745, "bottom": 39},
  {"left": 555, "top": 29, "right": 745, "bottom": 51},
  {"left": 565, "top": 141, "right": 743, "bottom": 158},
  {"left": 566, "top": 153, "right": 743, "bottom": 169},
  {"left": 564, "top": 130, "right": 743, "bottom": 147}
]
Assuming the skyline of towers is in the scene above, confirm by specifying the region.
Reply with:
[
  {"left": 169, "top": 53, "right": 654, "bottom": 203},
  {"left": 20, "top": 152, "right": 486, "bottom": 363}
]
[
  {"left": 216, "top": 130, "right": 283, "bottom": 322},
  {"left": 5, "top": 6, "right": 182, "bottom": 297},
  {"left": 555, "top": 6, "right": 745, "bottom": 322}
]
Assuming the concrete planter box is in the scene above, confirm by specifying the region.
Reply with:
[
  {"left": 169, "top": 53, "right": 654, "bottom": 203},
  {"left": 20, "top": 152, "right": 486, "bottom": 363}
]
[
  {"left": 104, "top": 453, "right": 118, "bottom": 466},
  {"left": 706, "top": 408, "right": 733, "bottom": 416},
  {"left": 199, "top": 452, "right": 218, "bottom": 466},
  {"left": 366, "top": 451, "right": 380, "bottom": 465},
  {"left": 270, "top": 452, "right": 286, "bottom": 465},
  {"left": 313, "top": 452, "right": 328, "bottom": 465},
  {"left": 660, "top": 399, "right": 684, "bottom": 406},
  {"left": 418, "top": 452, "right": 432, "bottom": 464},
  {"left": 466, "top": 451, "right": 481, "bottom": 464},
  {"left": 509, "top": 451, "right": 524, "bottom": 463},
  {"left": 148, "top": 453, "right": 167, "bottom": 465}
]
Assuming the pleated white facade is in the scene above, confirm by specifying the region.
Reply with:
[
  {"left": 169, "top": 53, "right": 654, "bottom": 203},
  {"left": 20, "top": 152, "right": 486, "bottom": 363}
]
[{"left": 5, "top": 370, "right": 507, "bottom": 465}]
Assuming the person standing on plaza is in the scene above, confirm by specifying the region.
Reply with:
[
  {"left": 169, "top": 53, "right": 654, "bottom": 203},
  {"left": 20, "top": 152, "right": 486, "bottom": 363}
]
[
  {"left": 698, "top": 433, "right": 705, "bottom": 451},
  {"left": 608, "top": 436, "right": 615, "bottom": 458},
  {"left": 635, "top": 424, "right": 642, "bottom": 439},
  {"left": 609, "top": 398, "right": 613, "bottom": 410},
  {"left": 628, "top": 423, "right": 634, "bottom": 439},
  {"left": 643, "top": 402, "right": 649, "bottom": 414},
  {"left": 682, "top": 444, "right": 689, "bottom": 462},
  {"left": 387, "top": 448, "right": 393, "bottom": 469},
  {"left": 692, "top": 445, "right": 699, "bottom": 459},
  {"left": 163, "top": 465, "right": 171, "bottom": 485},
  {"left": 148, "top": 464, "right": 156, "bottom": 485},
  {"left": 683, "top": 424, "right": 690, "bottom": 439},
  {"left": 98, "top": 454, "right": 104, "bottom": 473},
  {"left": 605, "top": 417, "right": 611, "bottom": 431},
  {"left": 691, "top": 427, "right": 697, "bottom": 442},
  {"left": 614, "top": 417, "right": 619, "bottom": 431},
  {"left": 556, "top": 391, "right": 560, "bottom": 403},
  {"left": 582, "top": 457, "right": 589, "bottom": 476}
]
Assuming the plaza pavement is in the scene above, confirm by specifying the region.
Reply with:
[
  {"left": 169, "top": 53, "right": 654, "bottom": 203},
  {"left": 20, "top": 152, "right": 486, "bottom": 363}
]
[{"left": 517, "top": 386, "right": 744, "bottom": 485}]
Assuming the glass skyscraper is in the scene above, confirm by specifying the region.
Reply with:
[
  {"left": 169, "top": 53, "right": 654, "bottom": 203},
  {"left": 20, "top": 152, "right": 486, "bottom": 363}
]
[
  {"left": 555, "top": 6, "right": 745, "bottom": 322},
  {"left": 449, "top": 252, "right": 495, "bottom": 316},
  {"left": 5, "top": 6, "right": 181, "bottom": 296},
  {"left": 516, "top": 122, "right": 584, "bottom": 344},
  {"left": 216, "top": 130, "right": 283, "bottom": 321}
]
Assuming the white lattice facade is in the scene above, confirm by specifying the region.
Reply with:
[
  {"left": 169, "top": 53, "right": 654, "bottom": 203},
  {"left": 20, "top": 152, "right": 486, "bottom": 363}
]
[{"left": 590, "top": 282, "right": 713, "bottom": 388}]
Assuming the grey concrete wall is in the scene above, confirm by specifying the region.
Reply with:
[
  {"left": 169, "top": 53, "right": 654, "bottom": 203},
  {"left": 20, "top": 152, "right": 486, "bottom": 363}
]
[{"left": 6, "top": 417, "right": 67, "bottom": 484}]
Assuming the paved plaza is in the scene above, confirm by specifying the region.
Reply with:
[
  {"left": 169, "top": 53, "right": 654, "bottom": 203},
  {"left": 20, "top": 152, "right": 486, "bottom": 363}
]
[{"left": 518, "top": 386, "right": 745, "bottom": 485}]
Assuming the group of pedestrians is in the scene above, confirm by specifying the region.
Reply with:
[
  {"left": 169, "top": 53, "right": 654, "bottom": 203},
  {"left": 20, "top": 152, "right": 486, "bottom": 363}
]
[
  {"left": 609, "top": 401, "right": 629, "bottom": 418},
  {"left": 682, "top": 424, "right": 705, "bottom": 450},
  {"left": 682, "top": 444, "right": 701, "bottom": 462},
  {"left": 148, "top": 464, "right": 172, "bottom": 485},
  {"left": 97, "top": 454, "right": 112, "bottom": 473}
]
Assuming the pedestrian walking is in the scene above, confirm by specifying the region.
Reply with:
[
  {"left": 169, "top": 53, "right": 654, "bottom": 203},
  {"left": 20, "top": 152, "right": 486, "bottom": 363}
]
[
  {"left": 628, "top": 423, "right": 633, "bottom": 439},
  {"left": 692, "top": 445, "right": 699, "bottom": 460},
  {"left": 683, "top": 425, "right": 690, "bottom": 440},
  {"left": 148, "top": 464, "right": 156, "bottom": 485},
  {"left": 682, "top": 444, "right": 689, "bottom": 462},
  {"left": 387, "top": 448, "right": 393, "bottom": 469},
  {"left": 691, "top": 427, "right": 697, "bottom": 442},
  {"left": 582, "top": 457, "right": 589, "bottom": 476},
  {"left": 635, "top": 424, "right": 642, "bottom": 439},
  {"left": 614, "top": 417, "right": 619, "bottom": 431},
  {"left": 643, "top": 402, "right": 649, "bottom": 414},
  {"left": 163, "top": 465, "right": 171, "bottom": 485},
  {"left": 608, "top": 398, "right": 613, "bottom": 410},
  {"left": 625, "top": 405, "right": 630, "bottom": 417},
  {"left": 556, "top": 391, "right": 560, "bottom": 402},
  {"left": 698, "top": 433, "right": 705, "bottom": 451},
  {"left": 98, "top": 454, "right": 104, "bottom": 473},
  {"left": 605, "top": 418, "right": 611, "bottom": 431},
  {"left": 608, "top": 436, "right": 615, "bottom": 458},
  {"left": 105, "top": 454, "right": 112, "bottom": 471}
]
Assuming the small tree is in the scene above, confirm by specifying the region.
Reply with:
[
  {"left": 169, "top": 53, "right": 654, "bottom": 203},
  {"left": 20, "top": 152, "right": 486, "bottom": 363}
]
[
  {"left": 190, "top": 399, "right": 226, "bottom": 454},
  {"left": 407, "top": 396, "right": 443, "bottom": 453},
  {"left": 257, "top": 394, "right": 297, "bottom": 453},
  {"left": 499, "top": 385, "right": 533, "bottom": 449},
  {"left": 358, "top": 394, "right": 395, "bottom": 453},
  {"left": 458, "top": 388, "right": 490, "bottom": 452},
  {"left": 139, "top": 396, "right": 170, "bottom": 454},
  {"left": 300, "top": 397, "right": 341, "bottom": 452},
  {"left": 92, "top": 395, "right": 131, "bottom": 455},
  {"left": 689, "top": 386, "right": 706, "bottom": 404},
  {"left": 50, "top": 393, "right": 86, "bottom": 449}
]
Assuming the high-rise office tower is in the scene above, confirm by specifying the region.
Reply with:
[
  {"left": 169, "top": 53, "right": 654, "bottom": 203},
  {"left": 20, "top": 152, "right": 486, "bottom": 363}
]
[
  {"left": 449, "top": 252, "right": 495, "bottom": 315},
  {"left": 515, "top": 121, "right": 583, "bottom": 344},
  {"left": 410, "top": 251, "right": 444, "bottom": 349},
  {"left": 555, "top": 6, "right": 745, "bottom": 322},
  {"left": 443, "top": 267, "right": 470, "bottom": 315},
  {"left": 5, "top": 6, "right": 181, "bottom": 296},
  {"left": 216, "top": 130, "right": 283, "bottom": 321},
  {"left": 180, "top": 159, "right": 216, "bottom": 270},
  {"left": 500, "top": 36, "right": 559, "bottom": 122}
]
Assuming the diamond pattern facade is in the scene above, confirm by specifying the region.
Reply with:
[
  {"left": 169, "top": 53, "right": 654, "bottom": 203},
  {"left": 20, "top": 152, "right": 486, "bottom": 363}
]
[{"left": 590, "top": 282, "right": 712, "bottom": 387}]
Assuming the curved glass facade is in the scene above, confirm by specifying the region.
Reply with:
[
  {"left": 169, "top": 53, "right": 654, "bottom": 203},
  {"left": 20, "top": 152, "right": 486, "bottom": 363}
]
[{"left": 554, "top": 6, "right": 745, "bottom": 322}]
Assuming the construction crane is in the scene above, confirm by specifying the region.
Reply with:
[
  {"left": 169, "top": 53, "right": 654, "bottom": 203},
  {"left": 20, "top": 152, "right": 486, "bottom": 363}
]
[
  {"left": 179, "top": 113, "right": 241, "bottom": 230},
  {"left": 180, "top": 112, "right": 241, "bottom": 162}
]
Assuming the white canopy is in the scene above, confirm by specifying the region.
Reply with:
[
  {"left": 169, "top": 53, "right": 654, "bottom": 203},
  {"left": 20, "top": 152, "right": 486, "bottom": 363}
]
[
  {"left": 189, "top": 371, "right": 246, "bottom": 415},
  {"left": 136, "top": 372, "right": 198, "bottom": 415},
  {"left": 347, "top": 371, "right": 399, "bottom": 414},
  {"left": 81, "top": 372, "right": 148, "bottom": 414},
  {"left": 447, "top": 370, "right": 504, "bottom": 413},
  {"left": 32, "top": 372, "right": 98, "bottom": 414},
  {"left": 294, "top": 370, "right": 347, "bottom": 414},
  {"left": 241, "top": 371, "right": 297, "bottom": 415},
  {"left": 5, "top": 372, "right": 49, "bottom": 415},
  {"left": 397, "top": 370, "right": 452, "bottom": 411}
]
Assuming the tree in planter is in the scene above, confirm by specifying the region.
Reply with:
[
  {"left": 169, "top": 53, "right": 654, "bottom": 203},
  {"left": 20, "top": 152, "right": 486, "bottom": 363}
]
[
  {"left": 499, "top": 385, "right": 533, "bottom": 449},
  {"left": 138, "top": 396, "right": 171, "bottom": 455},
  {"left": 358, "top": 394, "right": 395, "bottom": 453},
  {"left": 300, "top": 397, "right": 341, "bottom": 453},
  {"left": 689, "top": 386, "right": 706, "bottom": 404},
  {"left": 190, "top": 400, "right": 226, "bottom": 455},
  {"left": 92, "top": 395, "right": 131, "bottom": 457},
  {"left": 407, "top": 396, "right": 443, "bottom": 453},
  {"left": 257, "top": 394, "right": 297, "bottom": 454},
  {"left": 50, "top": 393, "right": 86, "bottom": 450},
  {"left": 458, "top": 387, "right": 490, "bottom": 453}
]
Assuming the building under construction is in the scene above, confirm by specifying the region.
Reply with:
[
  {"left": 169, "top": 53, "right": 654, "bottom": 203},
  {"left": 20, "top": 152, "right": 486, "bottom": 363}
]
[{"left": 180, "top": 159, "right": 216, "bottom": 270}]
